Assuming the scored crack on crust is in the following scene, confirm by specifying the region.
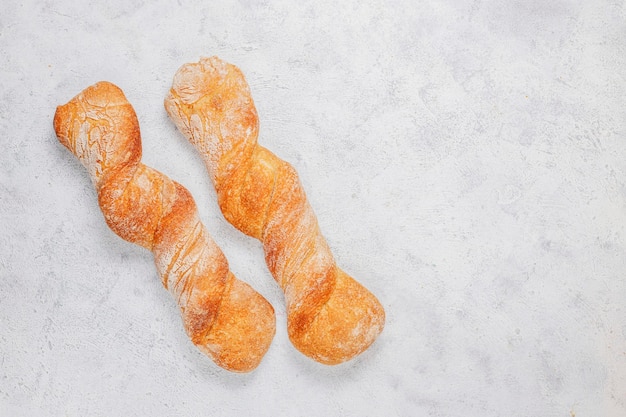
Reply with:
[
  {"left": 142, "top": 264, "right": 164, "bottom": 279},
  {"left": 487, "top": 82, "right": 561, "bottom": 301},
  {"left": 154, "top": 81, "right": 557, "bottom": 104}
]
[
  {"left": 54, "top": 81, "right": 275, "bottom": 372},
  {"left": 165, "top": 57, "right": 385, "bottom": 365}
]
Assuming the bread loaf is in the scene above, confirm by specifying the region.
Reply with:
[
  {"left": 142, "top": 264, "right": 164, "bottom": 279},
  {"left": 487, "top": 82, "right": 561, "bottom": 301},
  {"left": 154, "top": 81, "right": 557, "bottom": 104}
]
[
  {"left": 54, "top": 81, "right": 275, "bottom": 372},
  {"left": 165, "top": 57, "right": 385, "bottom": 365}
]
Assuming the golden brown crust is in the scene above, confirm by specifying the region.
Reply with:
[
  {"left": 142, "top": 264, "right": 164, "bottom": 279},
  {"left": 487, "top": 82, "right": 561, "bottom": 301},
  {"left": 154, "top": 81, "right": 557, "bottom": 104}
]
[
  {"left": 54, "top": 81, "right": 275, "bottom": 372},
  {"left": 165, "top": 57, "right": 385, "bottom": 365}
]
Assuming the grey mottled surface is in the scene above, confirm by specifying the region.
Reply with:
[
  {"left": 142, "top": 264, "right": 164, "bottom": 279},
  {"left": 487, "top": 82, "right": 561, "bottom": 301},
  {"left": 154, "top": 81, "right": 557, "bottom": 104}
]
[{"left": 1, "top": 1, "right": 625, "bottom": 416}]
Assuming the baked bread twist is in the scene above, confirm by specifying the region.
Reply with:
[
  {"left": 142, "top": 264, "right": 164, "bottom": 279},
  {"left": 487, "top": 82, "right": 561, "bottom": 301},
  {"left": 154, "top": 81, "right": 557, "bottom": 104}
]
[
  {"left": 54, "top": 81, "right": 275, "bottom": 372},
  {"left": 165, "top": 57, "right": 385, "bottom": 365}
]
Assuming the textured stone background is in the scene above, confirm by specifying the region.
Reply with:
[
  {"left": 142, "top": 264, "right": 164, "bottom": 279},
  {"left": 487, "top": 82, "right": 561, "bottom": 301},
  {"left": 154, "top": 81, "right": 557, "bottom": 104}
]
[{"left": 1, "top": 1, "right": 625, "bottom": 416}]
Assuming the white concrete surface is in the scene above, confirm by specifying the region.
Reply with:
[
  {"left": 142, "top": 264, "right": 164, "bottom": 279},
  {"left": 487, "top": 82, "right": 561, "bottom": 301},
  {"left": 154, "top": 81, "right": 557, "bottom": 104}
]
[{"left": 1, "top": 1, "right": 625, "bottom": 416}]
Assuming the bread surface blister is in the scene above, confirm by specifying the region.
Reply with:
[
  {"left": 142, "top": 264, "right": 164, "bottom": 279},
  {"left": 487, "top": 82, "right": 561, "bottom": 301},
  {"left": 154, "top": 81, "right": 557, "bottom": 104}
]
[
  {"left": 54, "top": 81, "right": 275, "bottom": 372},
  {"left": 165, "top": 56, "right": 385, "bottom": 365}
]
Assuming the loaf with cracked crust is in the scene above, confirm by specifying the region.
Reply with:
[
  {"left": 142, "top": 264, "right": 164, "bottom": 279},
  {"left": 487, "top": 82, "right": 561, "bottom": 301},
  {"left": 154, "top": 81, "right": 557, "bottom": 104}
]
[
  {"left": 54, "top": 81, "right": 275, "bottom": 372},
  {"left": 165, "top": 57, "right": 385, "bottom": 365}
]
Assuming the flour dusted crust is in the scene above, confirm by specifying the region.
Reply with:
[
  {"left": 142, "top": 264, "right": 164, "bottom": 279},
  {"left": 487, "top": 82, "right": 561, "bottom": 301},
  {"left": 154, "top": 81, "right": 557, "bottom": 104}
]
[
  {"left": 165, "top": 57, "right": 385, "bottom": 364},
  {"left": 54, "top": 82, "right": 275, "bottom": 372}
]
